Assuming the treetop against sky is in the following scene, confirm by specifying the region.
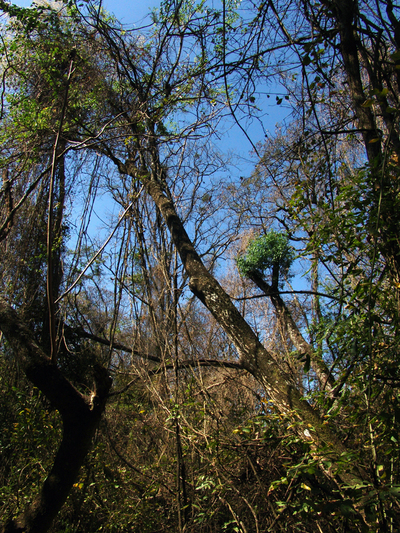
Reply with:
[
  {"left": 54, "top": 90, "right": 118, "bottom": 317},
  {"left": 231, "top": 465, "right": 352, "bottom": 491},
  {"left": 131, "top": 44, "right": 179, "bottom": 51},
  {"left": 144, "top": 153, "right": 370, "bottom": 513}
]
[
  {"left": 13, "top": 0, "right": 161, "bottom": 24},
  {"left": 1, "top": 0, "right": 400, "bottom": 531}
]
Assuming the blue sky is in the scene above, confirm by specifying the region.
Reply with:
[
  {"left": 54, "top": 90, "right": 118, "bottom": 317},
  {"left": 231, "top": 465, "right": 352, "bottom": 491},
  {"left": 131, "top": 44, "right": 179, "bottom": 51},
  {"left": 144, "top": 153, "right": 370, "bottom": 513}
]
[
  {"left": 7, "top": 0, "right": 292, "bottom": 193},
  {"left": 13, "top": 0, "right": 160, "bottom": 24},
  {"left": 10, "top": 0, "right": 289, "bottom": 146},
  {"left": 6, "top": 0, "right": 306, "bottom": 292},
  {"left": 8, "top": 0, "right": 290, "bottom": 233}
]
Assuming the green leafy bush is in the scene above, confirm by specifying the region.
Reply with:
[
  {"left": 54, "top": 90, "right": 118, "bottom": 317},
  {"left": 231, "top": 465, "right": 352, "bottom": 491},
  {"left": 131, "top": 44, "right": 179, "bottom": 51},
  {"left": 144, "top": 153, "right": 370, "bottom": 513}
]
[{"left": 237, "top": 230, "right": 294, "bottom": 279}]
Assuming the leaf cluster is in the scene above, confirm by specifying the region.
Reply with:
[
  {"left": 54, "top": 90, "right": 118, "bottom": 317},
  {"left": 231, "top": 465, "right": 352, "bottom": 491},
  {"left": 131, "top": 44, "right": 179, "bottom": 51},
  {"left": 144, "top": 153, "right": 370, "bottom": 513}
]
[{"left": 237, "top": 230, "right": 295, "bottom": 279}]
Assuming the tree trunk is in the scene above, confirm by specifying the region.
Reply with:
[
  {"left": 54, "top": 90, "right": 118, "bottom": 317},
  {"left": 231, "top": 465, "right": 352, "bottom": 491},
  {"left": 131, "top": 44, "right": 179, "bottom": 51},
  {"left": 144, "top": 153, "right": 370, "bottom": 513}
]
[
  {"left": 248, "top": 271, "right": 334, "bottom": 390},
  {"left": 326, "top": 0, "right": 400, "bottom": 284},
  {"left": 128, "top": 164, "right": 368, "bottom": 490},
  {"left": 0, "top": 298, "right": 112, "bottom": 533}
]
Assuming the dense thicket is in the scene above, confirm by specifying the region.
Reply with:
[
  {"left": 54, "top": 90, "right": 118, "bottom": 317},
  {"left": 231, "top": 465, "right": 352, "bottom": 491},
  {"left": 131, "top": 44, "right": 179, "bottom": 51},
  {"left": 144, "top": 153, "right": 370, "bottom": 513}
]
[{"left": 0, "top": 0, "right": 400, "bottom": 531}]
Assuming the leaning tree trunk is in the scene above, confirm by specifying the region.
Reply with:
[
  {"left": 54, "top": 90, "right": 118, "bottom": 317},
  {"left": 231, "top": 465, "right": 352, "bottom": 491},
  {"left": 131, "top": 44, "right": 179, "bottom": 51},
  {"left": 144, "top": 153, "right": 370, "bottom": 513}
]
[
  {"left": 0, "top": 297, "right": 112, "bottom": 533},
  {"left": 121, "top": 154, "right": 369, "bottom": 493},
  {"left": 248, "top": 271, "right": 334, "bottom": 390}
]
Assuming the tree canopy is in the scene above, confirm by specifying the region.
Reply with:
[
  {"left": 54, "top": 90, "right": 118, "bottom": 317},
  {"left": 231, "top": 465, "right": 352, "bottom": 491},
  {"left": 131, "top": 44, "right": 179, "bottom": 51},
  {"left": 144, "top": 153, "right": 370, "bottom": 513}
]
[{"left": 0, "top": 0, "right": 400, "bottom": 531}]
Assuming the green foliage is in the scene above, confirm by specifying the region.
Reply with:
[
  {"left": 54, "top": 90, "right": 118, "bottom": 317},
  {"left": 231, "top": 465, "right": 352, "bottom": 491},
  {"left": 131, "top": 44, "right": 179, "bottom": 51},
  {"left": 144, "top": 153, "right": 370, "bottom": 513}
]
[
  {"left": 237, "top": 230, "right": 294, "bottom": 279},
  {"left": 0, "top": 5, "right": 108, "bottom": 170},
  {"left": 2, "top": 0, "right": 400, "bottom": 531},
  {"left": 0, "top": 1, "right": 65, "bottom": 33},
  {"left": 0, "top": 364, "right": 62, "bottom": 521}
]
